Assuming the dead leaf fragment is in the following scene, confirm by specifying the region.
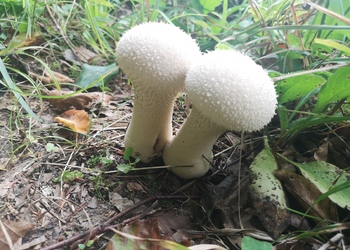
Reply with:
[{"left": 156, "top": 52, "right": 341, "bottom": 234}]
[
  {"left": 29, "top": 70, "right": 74, "bottom": 85},
  {"left": 0, "top": 219, "right": 34, "bottom": 250},
  {"left": 154, "top": 211, "right": 189, "bottom": 236},
  {"left": 109, "top": 192, "right": 134, "bottom": 212},
  {"left": 48, "top": 90, "right": 114, "bottom": 111},
  {"left": 106, "top": 219, "right": 163, "bottom": 250},
  {"left": 275, "top": 169, "right": 337, "bottom": 221},
  {"left": 63, "top": 46, "right": 98, "bottom": 64},
  {"left": 7, "top": 32, "right": 44, "bottom": 49},
  {"left": 54, "top": 110, "right": 90, "bottom": 134},
  {"left": 314, "top": 140, "right": 329, "bottom": 162}
]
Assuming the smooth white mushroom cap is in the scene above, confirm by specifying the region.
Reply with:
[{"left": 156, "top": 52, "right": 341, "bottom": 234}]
[
  {"left": 116, "top": 22, "right": 201, "bottom": 92},
  {"left": 186, "top": 50, "right": 277, "bottom": 132}
]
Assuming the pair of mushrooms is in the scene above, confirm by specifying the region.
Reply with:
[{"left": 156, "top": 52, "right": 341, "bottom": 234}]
[{"left": 116, "top": 22, "right": 277, "bottom": 179}]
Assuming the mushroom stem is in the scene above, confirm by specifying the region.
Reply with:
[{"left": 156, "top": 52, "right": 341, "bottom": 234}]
[
  {"left": 125, "top": 86, "right": 178, "bottom": 162},
  {"left": 162, "top": 107, "right": 224, "bottom": 179}
]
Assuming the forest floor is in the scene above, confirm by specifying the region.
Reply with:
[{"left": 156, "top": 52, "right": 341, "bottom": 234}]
[{"left": 0, "top": 64, "right": 266, "bottom": 249}]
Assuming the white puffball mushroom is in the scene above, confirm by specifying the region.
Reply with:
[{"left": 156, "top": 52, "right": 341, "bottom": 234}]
[
  {"left": 116, "top": 22, "right": 201, "bottom": 162},
  {"left": 163, "top": 50, "right": 278, "bottom": 179}
]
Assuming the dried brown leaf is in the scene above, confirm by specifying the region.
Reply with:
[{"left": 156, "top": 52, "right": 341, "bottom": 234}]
[
  {"left": 54, "top": 110, "right": 90, "bottom": 134},
  {"left": 109, "top": 192, "right": 134, "bottom": 212},
  {"left": 314, "top": 140, "right": 329, "bottom": 162},
  {"left": 275, "top": 169, "right": 337, "bottom": 221},
  {"left": 30, "top": 70, "right": 74, "bottom": 85},
  {"left": 29, "top": 72, "right": 52, "bottom": 84},
  {"left": 0, "top": 220, "right": 34, "bottom": 249},
  {"left": 202, "top": 175, "right": 250, "bottom": 229},
  {"left": 48, "top": 90, "right": 113, "bottom": 111},
  {"left": 75, "top": 46, "right": 98, "bottom": 63},
  {"left": 106, "top": 219, "right": 163, "bottom": 250},
  {"left": 250, "top": 193, "right": 290, "bottom": 239},
  {"left": 153, "top": 211, "right": 189, "bottom": 236}
]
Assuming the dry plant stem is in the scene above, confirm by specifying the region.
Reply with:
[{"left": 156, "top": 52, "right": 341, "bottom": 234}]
[
  {"left": 272, "top": 64, "right": 349, "bottom": 82},
  {"left": 41, "top": 195, "right": 198, "bottom": 250},
  {"left": 290, "top": 0, "right": 309, "bottom": 67},
  {"left": 44, "top": 0, "right": 79, "bottom": 59},
  {"left": 125, "top": 86, "right": 176, "bottom": 162},
  {"left": 163, "top": 108, "right": 224, "bottom": 179},
  {"left": 303, "top": 0, "right": 350, "bottom": 25}
]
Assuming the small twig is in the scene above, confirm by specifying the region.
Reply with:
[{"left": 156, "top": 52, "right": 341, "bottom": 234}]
[
  {"left": 41, "top": 195, "right": 199, "bottom": 250},
  {"left": 290, "top": 0, "right": 309, "bottom": 67},
  {"left": 44, "top": 0, "right": 80, "bottom": 59},
  {"left": 318, "top": 233, "right": 344, "bottom": 250},
  {"left": 272, "top": 64, "right": 349, "bottom": 82}
]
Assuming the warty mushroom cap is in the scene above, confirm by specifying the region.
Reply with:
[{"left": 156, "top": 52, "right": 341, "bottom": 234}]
[
  {"left": 186, "top": 50, "right": 277, "bottom": 132},
  {"left": 116, "top": 22, "right": 201, "bottom": 92},
  {"left": 163, "top": 50, "right": 277, "bottom": 179},
  {"left": 116, "top": 22, "right": 201, "bottom": 162}
]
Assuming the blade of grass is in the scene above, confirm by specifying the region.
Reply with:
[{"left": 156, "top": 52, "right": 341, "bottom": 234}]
[
  {"left": 263, "top": 25, "right": 350, "bottom": 31},
  {"left": 0, "top": 58, "right": 42, "bottom": 122}
]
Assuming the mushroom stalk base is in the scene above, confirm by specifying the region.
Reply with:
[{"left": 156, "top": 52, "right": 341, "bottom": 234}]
[
  {"left": 124, "top": 86, "right": 177, "bottom": 163},
  {"left": 162, "top": 107, "right": 225, "bottom": 179}
]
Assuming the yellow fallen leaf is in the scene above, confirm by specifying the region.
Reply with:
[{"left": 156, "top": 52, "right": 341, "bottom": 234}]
[
  {"left": 54, "top": 110, "right": 90, "bottom": 134},
  {"left": 8, "top": 32, "right": 44, "bottom": 49}
]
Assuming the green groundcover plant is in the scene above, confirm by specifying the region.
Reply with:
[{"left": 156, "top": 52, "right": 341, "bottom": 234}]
[{"left": 1, "top": 0, "right": 350, "bottom": 248}]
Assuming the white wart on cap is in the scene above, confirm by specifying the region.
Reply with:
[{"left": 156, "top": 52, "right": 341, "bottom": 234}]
[
  {"left": 163, "top": 50, "right": 277, "bottom": 179},
  {"left": 116, "top": 22, "right": 201, "bottom": 162}
]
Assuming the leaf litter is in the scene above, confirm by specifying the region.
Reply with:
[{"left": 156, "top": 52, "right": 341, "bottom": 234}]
[{"left": 2, "top": 83, "right": 350, "bottom": 249}]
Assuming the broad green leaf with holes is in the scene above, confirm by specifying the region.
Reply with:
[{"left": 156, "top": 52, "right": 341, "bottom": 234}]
[
  {"left": 249, "top": 140, "right": 290, "bottom": 237},
  {"left": 314, "top": 66, "right": 350, "bottom": 112},
  {"left": 275, "top": 74, "right": 325, "bottom": 104},
  {"left": 250, "top": 141, "right": 287, "bottom": 209},
  {"left": 289, "top": 161, "right": 350, "bottom": 210}
]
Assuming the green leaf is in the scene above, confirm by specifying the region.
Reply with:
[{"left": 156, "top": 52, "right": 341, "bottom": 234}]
[
  {"left": 54, "top": 170, "right": 84, "bottom": 183},
  {"left": 315, "top": 38, "right": 350, "bottom": 56},
  {"left": 76, "top": 63, "right": 119, "bottom": 88},
  {"left": 275, "top": 74, "right": 326, "bottom": 104},
  {"left": 314, "top": 66, "right": 350, "bottom": 112},
  {"left": 117, "top": 164, "right": 133, "bottom": 174},
  {"left": 124, "top": 147, "right": 133, "bottom": 161},
  {"left": 242, "top": 236, "right": 273, "bottom": 250},
  {"left": 284, "top": 115, "right": 350, "bottom": 139},
  {"left": 249, "top": 140, "right": 287, "bottom": 209},
  {"left": 77, "top": 244, "right": 85, "bottom": 250},
  {"left": 198, "top": 0, "right": 222, "bottom": 14},
  {"left": 45, "top": 143, "right": 59, "bottom": 153},
  {"left": 284, "top": 159, "right": 350, "bottom": 210},
  {"left": 215, "top": 41, "right": 234, "bottom": 50}
]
